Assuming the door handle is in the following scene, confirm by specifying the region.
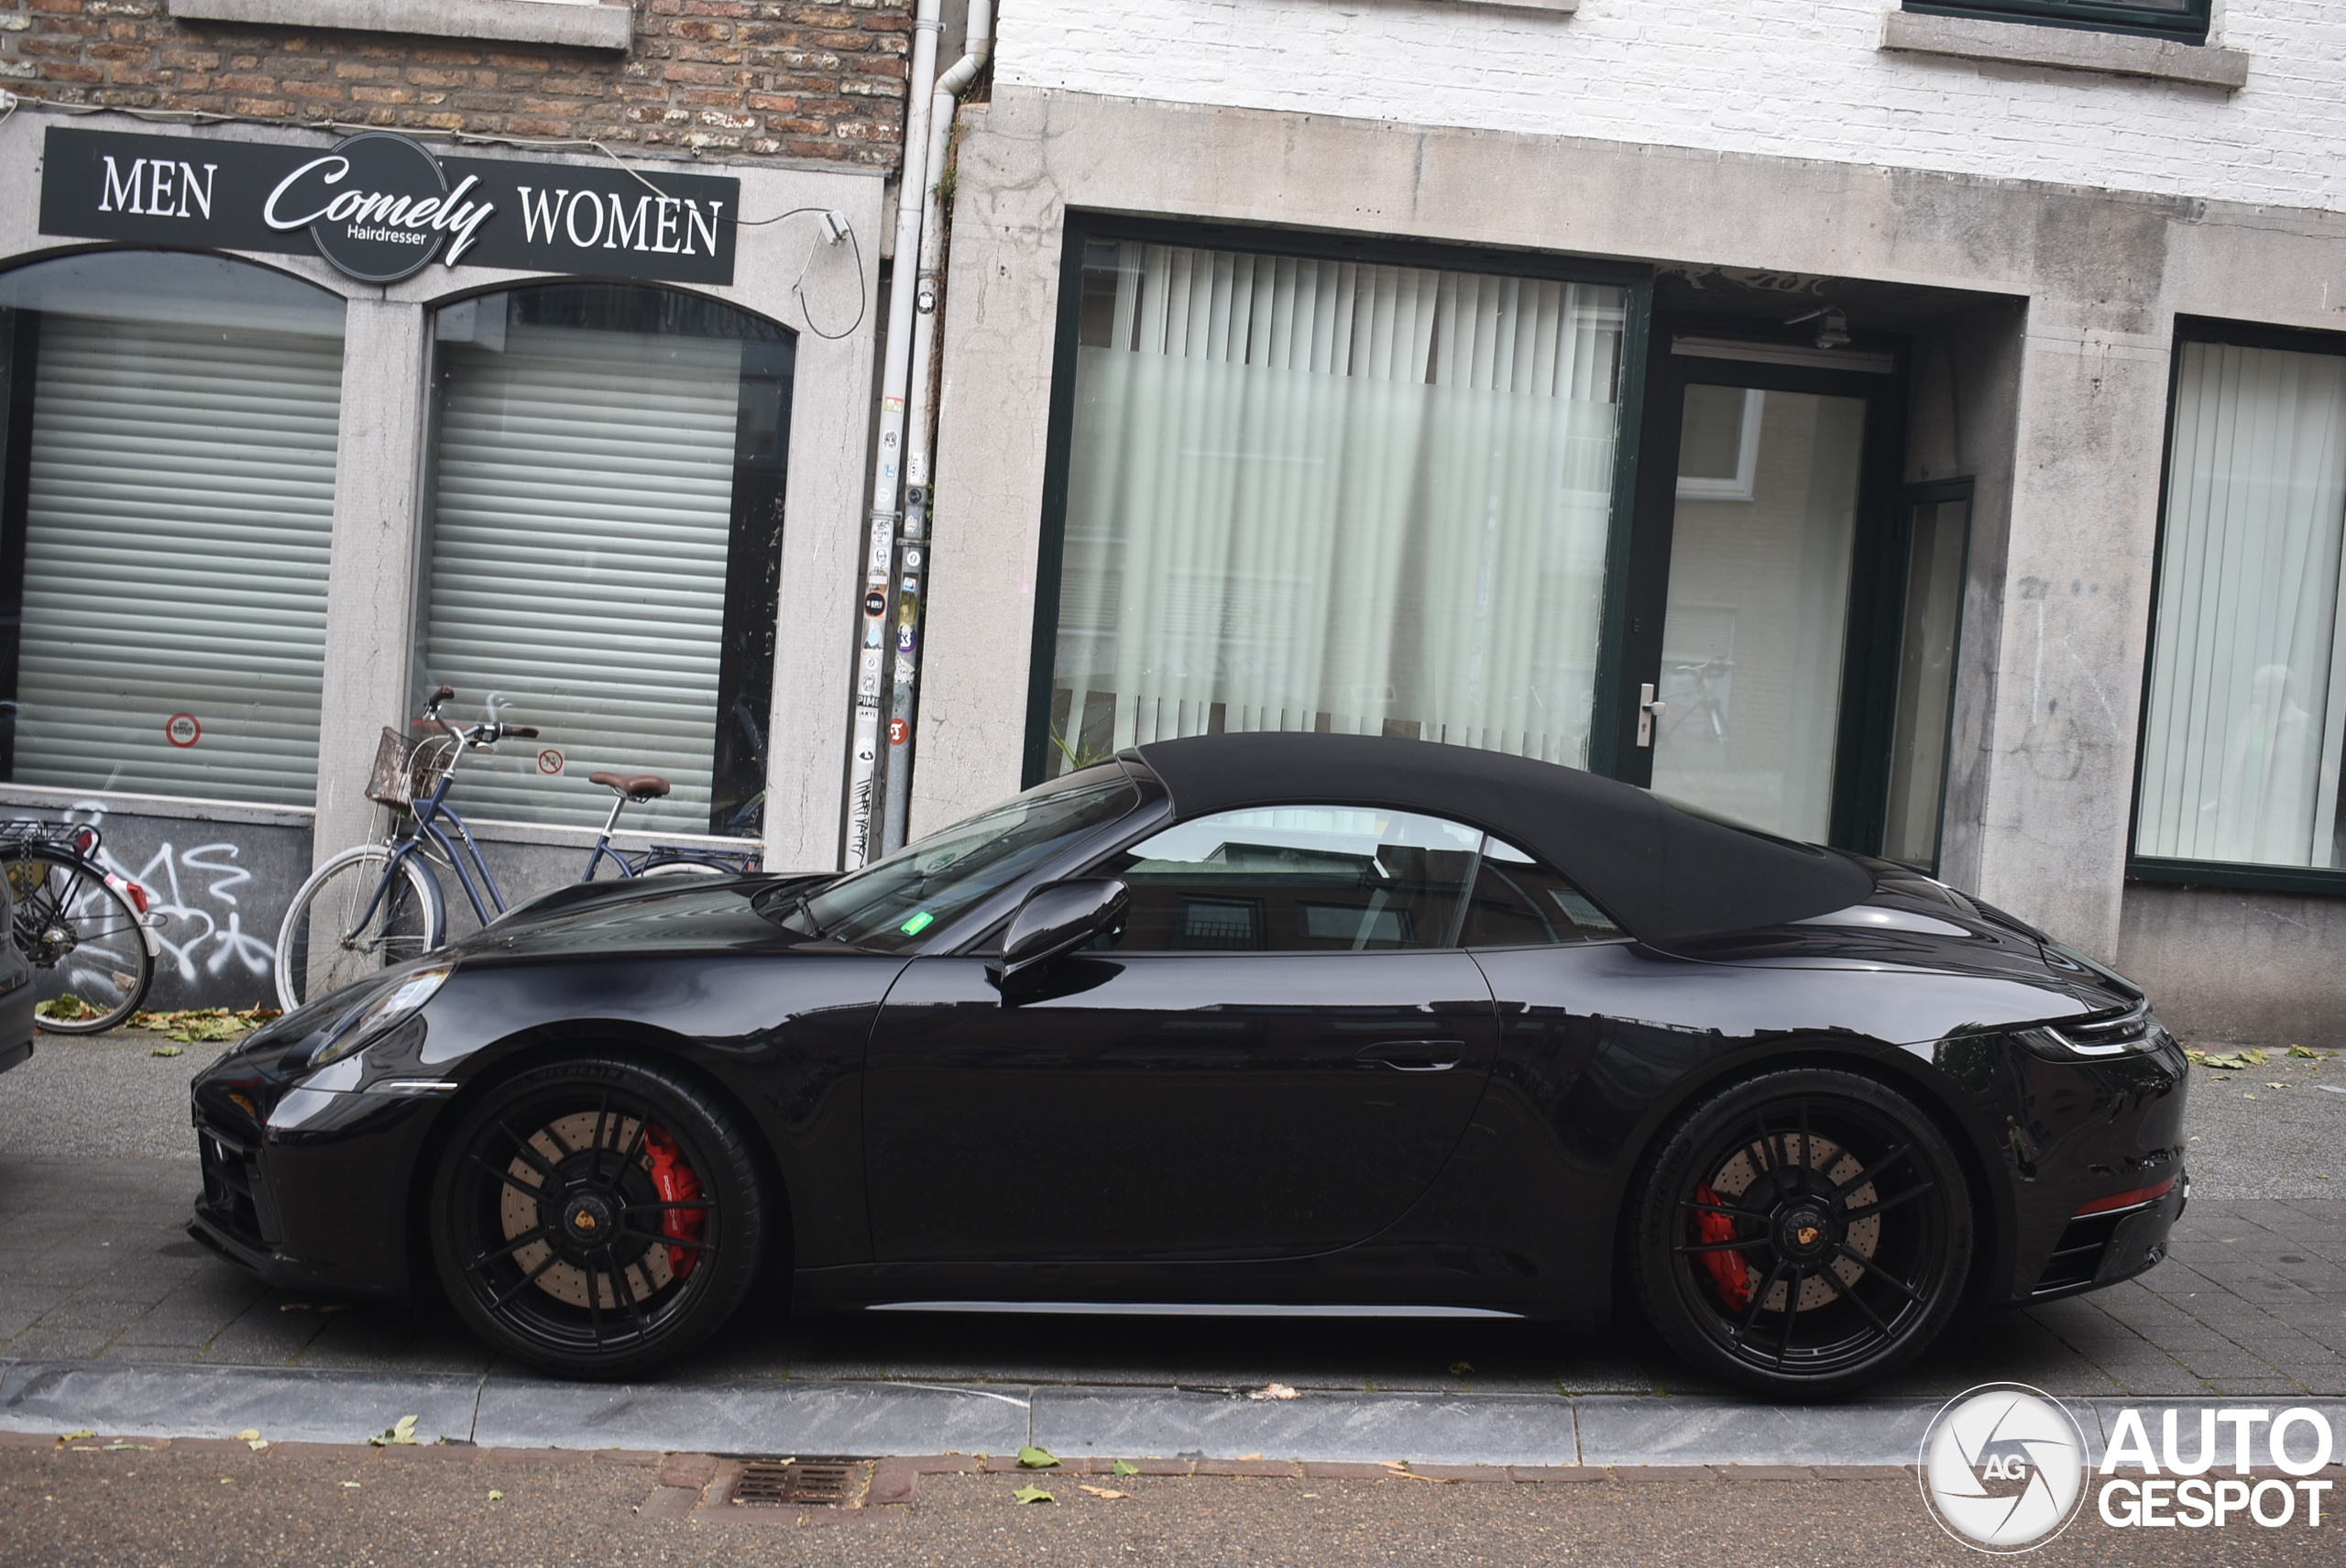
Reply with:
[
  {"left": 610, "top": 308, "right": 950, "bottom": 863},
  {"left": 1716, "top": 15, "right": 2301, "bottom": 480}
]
[
  {"left": 1636, "top": 683, "right": 1668, "bottom": 749},
  {"left": 1355, "top": 1040, "right": 1465, "bottom": 1072}
]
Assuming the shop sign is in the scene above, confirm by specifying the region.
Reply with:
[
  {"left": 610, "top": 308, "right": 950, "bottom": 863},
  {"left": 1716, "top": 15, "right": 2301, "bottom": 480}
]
[{"left": 38, "top": 127, "right": 740, "bottom": 286}]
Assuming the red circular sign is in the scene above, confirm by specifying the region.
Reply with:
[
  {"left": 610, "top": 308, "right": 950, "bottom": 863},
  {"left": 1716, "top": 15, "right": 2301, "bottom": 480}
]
[
  {"left": 164, "top": 713, "right": 201, "bottom": 748},
  {"left": 888, "top": 718, "right": 908, "bottom": 746},
  {"left": 536, "top": 748, "right": 565, "bottom": 775}
]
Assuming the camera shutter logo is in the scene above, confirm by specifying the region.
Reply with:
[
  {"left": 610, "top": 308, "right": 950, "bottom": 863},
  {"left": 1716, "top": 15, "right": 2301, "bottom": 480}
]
[{"left": 1919, "top": 1383, "right": 2089, "bottom": 1552}]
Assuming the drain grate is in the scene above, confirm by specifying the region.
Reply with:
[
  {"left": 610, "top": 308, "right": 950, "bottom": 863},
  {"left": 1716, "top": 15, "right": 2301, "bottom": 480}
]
[{"left": 733, "top": 1458, "right": 860, "bottom": 1508}]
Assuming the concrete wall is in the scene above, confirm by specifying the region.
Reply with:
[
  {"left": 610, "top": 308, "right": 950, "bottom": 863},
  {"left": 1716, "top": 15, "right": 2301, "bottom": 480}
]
[
  {"left": 999, "top": 0, "right": 2341, "bottom": 213},
  {"left": 918, "top": 86, "right": 2346, "bottom": 1002},
  {"left": 2119, "top": 882, "right": 2346, "bottom": 1048},
  {"left": 0, "top": 785, "right": 310, "bottom": 1013}
]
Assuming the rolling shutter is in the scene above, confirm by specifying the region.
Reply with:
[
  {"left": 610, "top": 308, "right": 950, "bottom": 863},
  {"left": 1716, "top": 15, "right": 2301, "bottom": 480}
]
[
  {"left": 13, "top": 314, "right": 344, "bottom": 806},
  {"left": 422, "top": 323, "right": 742, "bottom": 835}
]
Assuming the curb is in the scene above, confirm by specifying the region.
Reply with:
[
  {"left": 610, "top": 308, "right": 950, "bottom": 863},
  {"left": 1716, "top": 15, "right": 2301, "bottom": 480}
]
[{"left": 4, "top": 1359, "right": 2342, "bottom": 1471}]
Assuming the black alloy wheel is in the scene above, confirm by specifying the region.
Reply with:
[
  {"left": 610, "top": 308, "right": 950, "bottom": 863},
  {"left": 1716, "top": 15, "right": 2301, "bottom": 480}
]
[
  {"left": 1629, "top": 1068, "right": 1972, "bottom": 1399},
  {"left": 430, "top": 1056, "right": 766, "bottom": 1379}
]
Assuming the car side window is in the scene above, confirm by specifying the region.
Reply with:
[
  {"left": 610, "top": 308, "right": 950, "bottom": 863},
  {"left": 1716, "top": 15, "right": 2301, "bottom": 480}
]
[
  {"left": 1459, "top": 836, "right": 1624, "bottom": 947},
  {"left": 1095, "top": 806, "right": 1484, "bottom": 953}
]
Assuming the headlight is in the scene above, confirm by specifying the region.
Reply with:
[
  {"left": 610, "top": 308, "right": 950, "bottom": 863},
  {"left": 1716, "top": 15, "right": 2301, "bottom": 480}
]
[
  {"left": 309, "top": 964, "right": 452, "bottom": 1068},
  {"left": 2015, "top": 1003, "right": 2170, "bottom": 1060}
]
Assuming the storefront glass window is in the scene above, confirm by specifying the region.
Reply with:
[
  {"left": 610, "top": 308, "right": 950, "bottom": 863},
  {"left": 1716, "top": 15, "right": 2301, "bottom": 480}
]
[
  {"left": 2136, "top": 337, "right": 2346, "bottom": 873},
  {"left": 0, "top": 251, "right": 346, "bottom": 807},
  {"left": 419, "top": 284, "right": 792, "bottom": 839},
  {"left": 1041, "top": 238, "right": 1628, "bottom": 778}
]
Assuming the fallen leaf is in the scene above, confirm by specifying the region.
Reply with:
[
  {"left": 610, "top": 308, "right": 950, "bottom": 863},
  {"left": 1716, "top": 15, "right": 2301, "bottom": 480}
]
[
  {"left": 488, "top": 1490, "right": 504, "bottom": 1502},
  {"left": 1078, "top": 1485, "right": 1131, "bottom": 1499},
  {"left": 341, "top": 1481, "right": 360, "bottom": 1489},
  {"left": 1012, "top": 1484, "right": 1056, "bottom": 1505},
  {"left": 1016, "top": 1444, "right": 1059, "bottom": 1469},
  {"left": 236, "top": 1431, "right": 260, "bottom": 1442},
  {"left": 247, "top": 1439, "right": 269, "bottom": 1452},
  {"left": 1380, "top": 1462, "right": 1459, "bottom": 1485},
  {"left": 1110, "top": 1460, "right": 1139, "bottom": 1476},
  {"left": 102, "top": 1442, "right": 159, "bottom": 1452},
  {"left": 2244, "top": 1094, "right": 2259, "bottom": 1101},
  {"left": 1448, "top": 1362, "right": 1474, "bottom": 1376},
  {"left": 1247, "top": 1384, "right": 1299, "bottom": 1401},
  {"left": 1236, "top": 1453, "right": 1264, "bottom": 1462},
  {"left": 150, "top": 1046, "right": 183, "bottom": 1058},
  {"left": 2290, "top": 1046, "right": 2319, "bottom": 1058},
  {"left": 57, "top": 1431, "right": 94, "bottom": 1444},
  {"left": 368, "top": 1415, "right": 421, "bottom": 1447}
]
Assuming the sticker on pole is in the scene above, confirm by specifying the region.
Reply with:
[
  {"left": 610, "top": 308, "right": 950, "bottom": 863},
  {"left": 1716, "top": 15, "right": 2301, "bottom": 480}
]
[
  {"left": 536, "top": 749, "right": 565, "bottom": 775},
  {"left": 164, "top": 713, "right": 201, "bottom": 748}
]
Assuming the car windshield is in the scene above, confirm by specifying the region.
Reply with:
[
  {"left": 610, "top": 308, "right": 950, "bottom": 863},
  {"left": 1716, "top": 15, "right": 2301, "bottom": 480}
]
[{"left": 774, "top": 767, "right": 1139, "bottom": 950}]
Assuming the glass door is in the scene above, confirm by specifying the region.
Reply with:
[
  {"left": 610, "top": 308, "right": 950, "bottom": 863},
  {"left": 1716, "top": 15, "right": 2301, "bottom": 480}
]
[{"left": 1614, "top": 335, "right": 1919, "bottom": 854}]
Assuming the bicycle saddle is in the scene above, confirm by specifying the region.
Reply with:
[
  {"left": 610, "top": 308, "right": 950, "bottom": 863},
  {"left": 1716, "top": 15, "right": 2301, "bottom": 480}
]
[{"left": 589, "top": 772, "right": 672, "bottom": 803}]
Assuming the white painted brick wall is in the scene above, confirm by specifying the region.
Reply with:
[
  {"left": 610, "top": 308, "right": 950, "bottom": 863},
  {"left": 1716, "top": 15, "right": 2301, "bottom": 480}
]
[{"left": 998, "top": 0, "right": 2346, "bottom": 213}]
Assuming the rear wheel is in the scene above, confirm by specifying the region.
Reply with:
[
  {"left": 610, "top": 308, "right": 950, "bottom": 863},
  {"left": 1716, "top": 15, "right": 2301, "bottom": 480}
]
[
  {"left": 276, "top": 845, "right": 444, "bottom": 1011},
  {"left": 1629, "top": 1068, "right": 1971, "bottom": 1399},
  {"left": 429, "top": 1055, "right": 766, "bottom": 1379},
  {"left": 6, "top": 848, "right": 152, "bottom": 1033}
]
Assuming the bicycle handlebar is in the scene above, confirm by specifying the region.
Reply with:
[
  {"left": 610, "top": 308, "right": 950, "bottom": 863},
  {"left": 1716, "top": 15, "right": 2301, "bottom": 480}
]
[{"left": 505, "top": 725, "right": 541, "bottom": 740}]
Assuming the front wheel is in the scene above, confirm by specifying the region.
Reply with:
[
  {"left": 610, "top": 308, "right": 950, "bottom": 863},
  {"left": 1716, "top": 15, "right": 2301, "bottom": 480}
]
[
  {"left": 1628, "top": 1068, "right": 1972, "bottom": 1399},
  {"left": 429, "top": 1055, "right": 767, "bottom": 1378},
  {"left": 275, "top": 845, "right": 445, "bottom": 1012},
  {"left": 6, "top": 848, "right": 153, "bottom": 1033}
]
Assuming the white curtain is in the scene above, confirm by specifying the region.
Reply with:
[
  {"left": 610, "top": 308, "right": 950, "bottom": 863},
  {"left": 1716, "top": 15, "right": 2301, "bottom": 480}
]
[
  {"left": 1051, "top": 243, "right": 1626, "bottom": 773},
  {"left": 2137, "top": 341, "right": 2346, "bottom": 869}
]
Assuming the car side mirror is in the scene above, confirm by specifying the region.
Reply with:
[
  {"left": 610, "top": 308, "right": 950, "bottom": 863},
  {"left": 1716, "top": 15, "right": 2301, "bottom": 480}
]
[{"left": 991, "top": 878, "right": 1129, "bottom": 995}]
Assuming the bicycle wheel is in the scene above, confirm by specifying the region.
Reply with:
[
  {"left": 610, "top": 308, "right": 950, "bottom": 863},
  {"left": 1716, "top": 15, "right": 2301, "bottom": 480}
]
[
  {"left": 6, "top": 847, "right": 153, "bottom": 1034},
  {"left": 276, "top": 845, "right": 446, "bottom": 1013}
]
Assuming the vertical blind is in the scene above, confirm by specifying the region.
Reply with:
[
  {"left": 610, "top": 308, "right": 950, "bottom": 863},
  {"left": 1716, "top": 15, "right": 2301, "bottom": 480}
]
[
  {"left": 2137, "top": 340, "right": 2346, "bottom": 870},
  {"left": 1050, "top": 242, "right": 1627, "bottom": 774},
  {"left": 14, "top": 313, "right": 343, "bottom": 806},
  {"left": 423, "top": 321, "right": 743, "bottom": 834}
]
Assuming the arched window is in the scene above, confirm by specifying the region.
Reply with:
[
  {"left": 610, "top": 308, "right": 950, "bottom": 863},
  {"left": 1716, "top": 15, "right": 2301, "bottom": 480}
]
[
  {"left": 418, "top": 283, "right": 793, "bottom": 839},
  {"left": 0, "top": 250, "right": 347, "bottom": 806}
]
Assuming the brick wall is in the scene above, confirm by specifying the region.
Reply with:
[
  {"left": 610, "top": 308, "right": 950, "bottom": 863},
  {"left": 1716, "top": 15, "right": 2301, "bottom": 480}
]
[
  {"left": 0, "top": 0, "right": 909, "bottom": 166},
  {"left": 1001, "top": 0, "right": 2346, "bottom": 214}
]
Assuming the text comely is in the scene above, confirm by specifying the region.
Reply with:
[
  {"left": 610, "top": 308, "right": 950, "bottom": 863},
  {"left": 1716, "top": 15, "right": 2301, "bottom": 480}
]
[{"left": 263, "top": 159, "right": 496, "bottom": 264}]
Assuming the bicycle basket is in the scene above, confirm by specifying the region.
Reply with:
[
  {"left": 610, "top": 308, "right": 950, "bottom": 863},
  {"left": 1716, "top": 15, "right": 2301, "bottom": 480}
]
[{"left": 365, "top": 727, "right": 458, "bottom": 809}]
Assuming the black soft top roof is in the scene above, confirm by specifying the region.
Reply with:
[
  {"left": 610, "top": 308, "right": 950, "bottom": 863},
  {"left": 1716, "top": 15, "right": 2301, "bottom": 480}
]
[{"left": 1129, "top": 732, "right": 1874, "bottom": 946}]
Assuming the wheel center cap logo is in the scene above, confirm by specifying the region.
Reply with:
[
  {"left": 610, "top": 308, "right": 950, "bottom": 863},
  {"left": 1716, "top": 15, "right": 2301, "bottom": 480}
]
[
  {"left": 1918, "top": 1383, "right": 2088, "bottom": 1552},
  {"left": 565, "top": 1195, "right": 611, "bottom": 1238},
  {"left": 1795, "top": 1224, "right": 1821, "bottom": 1246}
]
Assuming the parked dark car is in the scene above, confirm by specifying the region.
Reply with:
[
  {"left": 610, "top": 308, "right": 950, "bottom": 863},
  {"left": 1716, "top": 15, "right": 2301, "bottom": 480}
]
[
  {"left": 189, "top": 733, "right": 2187, "bottom": 1397},
  {"left": 0, "top": 861, "right": 31, "bottom": 1075}
]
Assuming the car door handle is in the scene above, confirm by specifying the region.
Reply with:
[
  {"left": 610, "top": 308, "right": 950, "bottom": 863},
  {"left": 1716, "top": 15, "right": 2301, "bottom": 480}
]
[{"left": 1354, "top": 1041, "right": 1466, "bottom": 1072}]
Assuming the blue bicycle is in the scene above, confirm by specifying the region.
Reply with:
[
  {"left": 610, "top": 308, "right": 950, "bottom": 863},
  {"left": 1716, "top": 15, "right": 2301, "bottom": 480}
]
[{"left": 273, "top": 686, "right": 759, "bottom": 1010}]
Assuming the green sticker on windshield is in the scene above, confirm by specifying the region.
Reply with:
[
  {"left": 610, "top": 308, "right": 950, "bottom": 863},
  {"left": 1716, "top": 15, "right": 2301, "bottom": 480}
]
[{"left": 899, "top": 911, "right": 935, "bottom": 936}]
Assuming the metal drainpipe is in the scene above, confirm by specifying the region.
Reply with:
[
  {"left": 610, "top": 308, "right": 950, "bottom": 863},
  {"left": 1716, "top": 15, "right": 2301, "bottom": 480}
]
[
  {"left": 882, "top": 0, "right": 995, "bottom": 856},
  {"left": 843, "top": 0, "right": 945, "bottom": 870}
]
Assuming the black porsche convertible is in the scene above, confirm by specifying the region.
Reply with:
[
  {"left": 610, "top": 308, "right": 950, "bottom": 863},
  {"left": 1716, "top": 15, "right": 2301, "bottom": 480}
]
[{"left": 190, "top": 733, "right": 2187, "bottom": 1397}]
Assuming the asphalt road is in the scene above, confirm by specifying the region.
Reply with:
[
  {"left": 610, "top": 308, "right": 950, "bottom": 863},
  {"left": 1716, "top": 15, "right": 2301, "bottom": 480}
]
[{"left": 0, "top": 1439, "right": 2334, "bottom": 1568}]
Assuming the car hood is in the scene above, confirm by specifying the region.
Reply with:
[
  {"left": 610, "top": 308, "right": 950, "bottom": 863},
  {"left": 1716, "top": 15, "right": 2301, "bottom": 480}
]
[{"left": 452, "top": 872, "right": 830, "bottom": 962}]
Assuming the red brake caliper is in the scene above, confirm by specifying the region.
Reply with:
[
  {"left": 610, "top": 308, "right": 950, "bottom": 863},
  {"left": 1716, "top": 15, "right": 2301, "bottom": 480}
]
[
  {"left": 640, "top": 1124, "right": 703, "bottom": 1280},
  {"left": 1694, "top": 1180, "right": 1752, "bottom": 1310}
]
